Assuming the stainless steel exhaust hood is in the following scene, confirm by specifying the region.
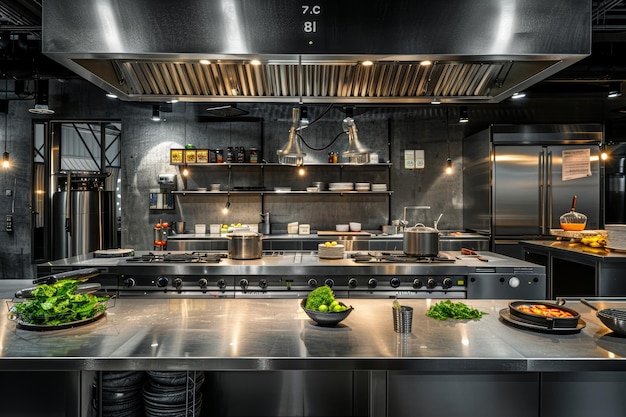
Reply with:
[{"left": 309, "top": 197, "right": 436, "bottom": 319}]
[{"left": 42, "top": 0, "right": 591, "bottom": 104}]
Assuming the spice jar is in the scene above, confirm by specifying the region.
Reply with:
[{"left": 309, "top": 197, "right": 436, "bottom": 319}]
[
  {"left": 226, "top": 147, "right": 234, "bottom": 163},
  {"left": 215, "top": 149, "right": 223, "bottom": 163},
  {"left": 249, "top": 148, "right": 259, "bottom": 163},
  {"left": 237, "top": 146, "right": 245, "bottom": 163}
]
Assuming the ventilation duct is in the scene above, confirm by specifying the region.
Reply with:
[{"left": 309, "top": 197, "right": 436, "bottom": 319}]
[{"left": 42, "top": 0, "right": 591, "bottom": 104}]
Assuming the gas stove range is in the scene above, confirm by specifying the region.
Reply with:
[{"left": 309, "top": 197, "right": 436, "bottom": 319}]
[{"left": 36, "top": 250, "right": 547, "bottom": 300}]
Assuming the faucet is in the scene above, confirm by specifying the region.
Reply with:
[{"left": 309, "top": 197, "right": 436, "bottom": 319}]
[
  {"left": 401, "top": 206, "right": 431, "bottom": 230},
  {"left": 434, "top": 213, "right": 443, "bottom": 230}
]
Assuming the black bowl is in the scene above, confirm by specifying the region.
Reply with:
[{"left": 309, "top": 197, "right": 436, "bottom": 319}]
[{"left": 300, "top": 299, "right": 353, "bottom": 326}]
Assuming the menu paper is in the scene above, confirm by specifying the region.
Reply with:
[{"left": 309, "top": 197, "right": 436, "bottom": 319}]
[{"left": 562, "top": 149, "right": 591, "bottom": 181}]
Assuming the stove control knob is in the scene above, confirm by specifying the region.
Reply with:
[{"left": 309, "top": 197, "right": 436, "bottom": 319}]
[
  {"left": 259, "top": 279, "right": 268, "bottom": 289},
  {"left": 123, "top": 277, "right": 136, "bottom": 288},
  {"left": 348, "top": 278, "right": 358, "bottom": 288},
  {"left": 427, "top": 278, "right": 436, "bottom": 289},
  {"left": 390, "top": 277, "right": 401, "bottom": 288},
  {"left": 156, "top": 276, "right": 169, "bottom": 288},
  {"left": 508, "top": 277, "right": 520, "bottom": 288},
  {"left": 173, "top": 277, "right": 183, "bottom": 290},
  {"left": 198, "top": 278, "right": 208, "bottom": 288},
  {"left": 239, "top": 278, "right": 249, "bottom": 289},
  {"left": 324, "top": 278, "right": 334, "bottom": 288},
  {"left": 442, "top": 278, "right": 452, "bottom": 289},
  {"left": 217, "top": 279, "right": 227, "bottom": 290},
  {"left": 307, "top": 278, "right": 318, "bottom": 288},
  {"left": 368, "top": 278, "right": 377, "bottom": 288},
  {"left": 413, "top": 279, "right": 423, "bottom": 289}
]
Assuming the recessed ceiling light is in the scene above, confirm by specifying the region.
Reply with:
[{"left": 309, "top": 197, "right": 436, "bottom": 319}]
[
  {"left": 250, "top": 59, "right": 262, "bottom": 66},
  {"left": 511, "top": 92, "right": 526, "bottom": 99},
  {"left": 361, "top": 60, "right": 374, "bottom": 66},
  {"left": 420, "top": 60, "right": 432, "bottom": 66},
  {"left": 199, "top": 59, "right": 211, "bottom": 65},
  {"left": 106, "top": 92, "right": 117, "bottom": 99}
]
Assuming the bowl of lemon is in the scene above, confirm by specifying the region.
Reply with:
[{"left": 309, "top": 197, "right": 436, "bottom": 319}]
[
  {"left": 301, "top": 285, "right": 353, "bottom": 326},
  {"left": 318, "top": 241, "right": 345, "bottom": 259}
]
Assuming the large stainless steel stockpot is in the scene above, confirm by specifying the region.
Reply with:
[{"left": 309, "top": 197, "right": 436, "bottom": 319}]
[
  {"left": 227, "top": 232, "right": 263, "bottom": 259},
  {"left": 403, "top": 224, "right": 440, "bottom": 257}
]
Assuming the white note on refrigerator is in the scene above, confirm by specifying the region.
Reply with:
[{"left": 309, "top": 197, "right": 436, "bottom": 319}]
[{"left": 562, "top": 148, "right": 591, "bottom": 181}]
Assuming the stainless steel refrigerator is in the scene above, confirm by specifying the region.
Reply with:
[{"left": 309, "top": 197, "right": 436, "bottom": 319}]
[{"left": 463, "top": 124, "right": 604, "bottom": 258}]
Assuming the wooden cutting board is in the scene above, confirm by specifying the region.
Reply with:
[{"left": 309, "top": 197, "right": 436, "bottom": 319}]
[{"left": 317, "top": 230, "right": 371, "bottom": 236}]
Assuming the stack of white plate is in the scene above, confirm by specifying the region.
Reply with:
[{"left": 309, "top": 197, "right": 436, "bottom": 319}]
[
  {"left": 318, "top": 243, "right": 345, "bottom": 259},
  {"left": 355, "top": 182, "right": 370, "bottom": 191},
  {"left": 371, "top": 183, "right": 388, "bottom": 192},
  {"left": 606, "top": 224, "right": 626, "bottom": 251},
  {"left": 329, "top": 182, "right": 354, "bottom": 191}
]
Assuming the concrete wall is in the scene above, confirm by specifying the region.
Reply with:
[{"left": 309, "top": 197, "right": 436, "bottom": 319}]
[{"left": 0, "top": 78, "right": 615, "bottom": 278}]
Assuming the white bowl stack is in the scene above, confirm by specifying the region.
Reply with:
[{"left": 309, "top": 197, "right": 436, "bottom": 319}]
[{"left": 606, "top": 224, "right": 626, "bottom": 251}]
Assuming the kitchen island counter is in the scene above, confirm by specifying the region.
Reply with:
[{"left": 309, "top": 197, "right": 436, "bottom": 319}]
[{"left": 0, "top": 296, "right": 624, "bottom": 372}]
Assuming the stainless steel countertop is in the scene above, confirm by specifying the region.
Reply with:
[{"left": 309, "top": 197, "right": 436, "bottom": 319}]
[
  {"left": 168, "top": 232, "right": 490, "bottom": 240},
  {"left": 521, "top": 240, "right": 626, "bottom": 261},
  {"left": 1, "top": 295, "right": 625, "bottom": 372}
]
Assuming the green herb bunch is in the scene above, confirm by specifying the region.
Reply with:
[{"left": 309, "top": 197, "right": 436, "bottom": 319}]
[
  {"left": 425, "top": 300, "right": 487, "bottom": 321},
  {"left": 11, "top": 279, "right": 108, "bottom": 325},
  {"left": 305, "top": 285, "right": 336, "bottom": 311}
]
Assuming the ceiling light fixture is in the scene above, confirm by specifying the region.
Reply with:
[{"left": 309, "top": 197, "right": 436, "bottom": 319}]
[
  {"left": 511, "top": 92, "right": 526, "bottom": 99},
  {"left": 106, "top": 92, "right": 117, "bottom": 99},
  {"left": 277, "top": 107, "right": 306, "bottom": 166},
  {"left": 28, "top": 80, "right": 55, "bottom": 115},
  {"left": 222, "top": 198, "right": 231, "bottom": 214},
  {"left": 420, "top": 60, "right": 432, "bottom": 66},
  {"left": 361, "top": 60, "right": 374, "bottom": 66},
  {"left": 341, "top": 108, "right": 369, "bottom": 165},
  {"left": 431, "top": 98, "right": 441, "bottom": 105},
  {"left": 459, "top": 106, "right": 469, "bottom": 123},
  {"left": 151, "top": 104, "right": 161, "bottom": 121}
]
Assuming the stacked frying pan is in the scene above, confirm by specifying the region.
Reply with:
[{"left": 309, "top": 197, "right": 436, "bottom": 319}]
[
  {"left": 143, "top": 371, "right": 205, "bottom": 417},
  {"left": 97, "top": 371, "right": 146, "bottom": 417},
  {"left": 581, "top": 299, "right": 626, "bottom": 336}
]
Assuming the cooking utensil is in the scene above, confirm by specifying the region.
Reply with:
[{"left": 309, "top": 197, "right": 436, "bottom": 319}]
[
  {"left": 580, "top": 299, "right": 626, "bottom": 336},
  {"left": 227, "top": 231, "right": 264, "bottom": 259},
  {"left": 461, "top": 247, "right": 488, "bottom": 262},
  {"left": 15, "top": 283, "right": 101, "bottom": 299},
  {"left": 32, "top": 268, "right": 101, "bottom": 285},
  {"left": 508, "top": 301, "right": 580, "bottom": 329},
  {"left": 403, "top": 223, "right": 439, "bottom": 257},
  {"left": 560, "top": 195, "right": 587, "bottom": 231}
]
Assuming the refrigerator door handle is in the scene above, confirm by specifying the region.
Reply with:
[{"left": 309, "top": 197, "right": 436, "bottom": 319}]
[
  {"left": 547, "top": 150, "right": 553, "bottom": 230},
  {"left": 539, "top": 151, "right": 545, "bottom": 234}
]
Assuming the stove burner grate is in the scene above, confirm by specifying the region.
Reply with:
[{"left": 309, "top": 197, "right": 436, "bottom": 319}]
[
  {"left": 352, "top": 252, "right": 456, "bottom": 263},
  {"left": 126, "top": 252, "right": 224, "bottom": 263}
]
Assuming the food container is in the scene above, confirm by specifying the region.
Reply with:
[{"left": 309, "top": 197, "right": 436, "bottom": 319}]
[
  {"left": 509, "top": 301, "right": 580, "bottom": 329},
  {"left": 288, "top": 222, "right": 299, "bottom": 234},
  {"left": 382, "top": 225, "right": 398, "bottom": 235},
  {"left": 336, "top": 224, "right": 349, "bottom": 232},
  {"left": 227, "top": 231, "right": 263, "bottom": 259},
  {"left": 403, "top": 224, "right": 439, "bottom": 256},
  {"left": 560, "top": 195, "right": 587, "bottom": 231}
]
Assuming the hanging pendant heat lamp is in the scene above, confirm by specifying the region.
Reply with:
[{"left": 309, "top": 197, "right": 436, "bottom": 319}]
[
  {"left": 341, "top": 110, "right": 369, "bottom": 165},
  {"left": 28, "top": 80, "right": 55, "bottom": 115},
  {"left": 277, "top": 107, "right": 306, "bottom": 166}
]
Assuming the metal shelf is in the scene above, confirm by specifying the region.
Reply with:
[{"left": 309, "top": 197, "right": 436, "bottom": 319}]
[{"left": 172, "top": 190, "right": 393, "bottom": 196}]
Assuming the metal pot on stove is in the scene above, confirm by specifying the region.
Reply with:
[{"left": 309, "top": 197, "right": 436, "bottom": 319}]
[
  {"left": 227, "top": 231, "right": 264, "bottom": 259},
  {"left": 403, "top": 223, "right": 440, "bottom": 257}
]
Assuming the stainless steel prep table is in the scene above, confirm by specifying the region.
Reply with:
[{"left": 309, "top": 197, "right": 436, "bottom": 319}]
[
  {"left": 2, "top": 295, "right": 626, "bottom": 417},
  {"left": 0, "top": 297, "right": 624, "bottom": 370}
]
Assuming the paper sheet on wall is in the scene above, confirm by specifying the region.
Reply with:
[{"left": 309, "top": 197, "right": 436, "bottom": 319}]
[{"left": 562, "top": 148, "right": 591, "bottom": 181}]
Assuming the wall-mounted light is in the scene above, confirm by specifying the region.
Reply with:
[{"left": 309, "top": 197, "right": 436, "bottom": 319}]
[
  {"left": 298, "top": 167, "right": 306, "bottom": 176},
  {"left": 2, "top": 151, "right": 9, "bottom": 169},
  {"left": 601, "top": 143, "right": 609, "bottom": 161},
  {"left": 151, "top": 105, "right": 161, "bottom": 121},
  {"left": 459, "top": 106, "right": 469, "bottom": 123},
  {"left": 445, "top": 158, "right": 453, "bottom": 175},
  {"left": 182, "top": 165, "right": 189, "bottom": 177},
  {"left": 277, "top": 107, "right": 306, "bottom": 166},
  {"left": 608, "top": 83, "right": 622, "bottom": 98}
]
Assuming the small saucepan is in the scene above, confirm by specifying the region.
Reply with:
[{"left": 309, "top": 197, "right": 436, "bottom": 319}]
[{"left": 580, "top": 299, "right": 626, "bottom": 336}]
